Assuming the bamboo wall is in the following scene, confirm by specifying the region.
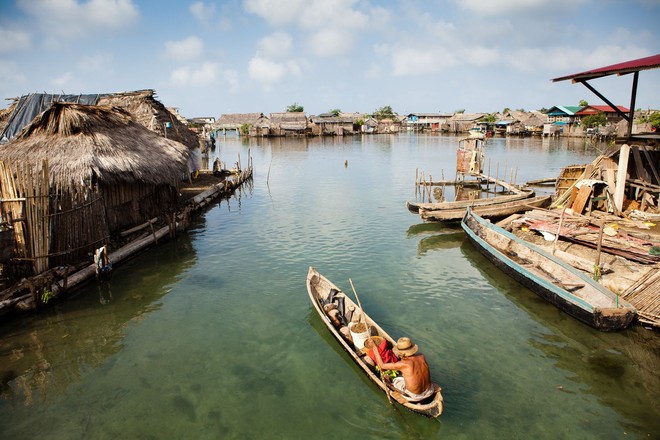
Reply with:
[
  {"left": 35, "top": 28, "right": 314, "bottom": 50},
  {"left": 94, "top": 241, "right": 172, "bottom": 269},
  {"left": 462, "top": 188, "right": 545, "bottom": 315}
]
[{"left": 0, "top": 160, "right": 178, "bottom": 279}]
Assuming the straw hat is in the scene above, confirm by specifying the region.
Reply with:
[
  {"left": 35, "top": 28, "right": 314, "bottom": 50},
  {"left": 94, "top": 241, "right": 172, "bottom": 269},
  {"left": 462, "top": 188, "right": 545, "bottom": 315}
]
[{"left": 393, "top": 337, "right": 418, "bottom": 357}]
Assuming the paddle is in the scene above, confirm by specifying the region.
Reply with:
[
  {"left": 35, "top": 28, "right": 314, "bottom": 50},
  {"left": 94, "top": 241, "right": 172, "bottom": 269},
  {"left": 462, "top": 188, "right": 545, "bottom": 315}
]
[
  {"left": 348, "top": 278, "right": 366, "bottom": 325},
  {"left": 349, "top": 278, "right": 393, "bottom": 405}
]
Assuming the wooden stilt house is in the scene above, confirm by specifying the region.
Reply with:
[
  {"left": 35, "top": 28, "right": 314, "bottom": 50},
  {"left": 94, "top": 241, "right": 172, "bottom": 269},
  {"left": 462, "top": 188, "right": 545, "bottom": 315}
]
[{"left": 0, "top": 102, "right": 190, "bottom": 279}]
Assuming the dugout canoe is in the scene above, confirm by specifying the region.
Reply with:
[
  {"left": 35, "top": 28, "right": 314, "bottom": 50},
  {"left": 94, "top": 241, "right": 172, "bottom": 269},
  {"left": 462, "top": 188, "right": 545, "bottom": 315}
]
[
  {"left": 461, "top": 208, "right": 636, "bottom": 331},
  {"left": 419, "top": 194, "right": 551, "bottom": 222},
  {"left": 306, "top": 266, "right": 444, "bottom": 417},
  {"left": 407, "top": 187, "right": 534, "bottom": 214}
]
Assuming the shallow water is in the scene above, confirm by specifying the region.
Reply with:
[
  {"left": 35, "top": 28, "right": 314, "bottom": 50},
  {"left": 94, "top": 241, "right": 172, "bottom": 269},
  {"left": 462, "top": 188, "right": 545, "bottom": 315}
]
[{"left": 1, "top": 133, "right": 658, "bottom": 439}]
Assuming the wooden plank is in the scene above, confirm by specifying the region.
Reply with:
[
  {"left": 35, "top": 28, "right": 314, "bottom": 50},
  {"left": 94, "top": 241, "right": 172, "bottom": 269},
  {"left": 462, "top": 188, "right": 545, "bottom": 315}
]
[
  {"left": 614, "top": 144, "right": 630, "bottom": 213},
  {"left": 631, "top": 146, "right": 651, "bottom": 182},
  {"left": 571, "top": 185, "right": 592, "bottom": 214}
]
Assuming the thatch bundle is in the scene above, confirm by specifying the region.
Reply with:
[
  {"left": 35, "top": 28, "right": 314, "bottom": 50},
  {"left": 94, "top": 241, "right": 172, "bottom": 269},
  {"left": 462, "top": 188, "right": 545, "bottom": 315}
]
[{"left": 0, "top": 101, "right": 190, "bottom": 188}]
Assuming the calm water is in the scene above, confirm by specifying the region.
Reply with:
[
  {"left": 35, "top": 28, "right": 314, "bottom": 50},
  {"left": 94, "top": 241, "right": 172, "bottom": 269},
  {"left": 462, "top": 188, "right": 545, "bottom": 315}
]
[{"left": 1, "top": 133, "right": 658, "bottom": 440}]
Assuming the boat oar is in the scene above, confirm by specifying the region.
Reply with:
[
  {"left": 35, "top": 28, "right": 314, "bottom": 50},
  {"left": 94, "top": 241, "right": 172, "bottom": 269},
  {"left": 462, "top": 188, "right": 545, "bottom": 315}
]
[{"left": 348, "top": 278, "right": 366, "bottom": 325}]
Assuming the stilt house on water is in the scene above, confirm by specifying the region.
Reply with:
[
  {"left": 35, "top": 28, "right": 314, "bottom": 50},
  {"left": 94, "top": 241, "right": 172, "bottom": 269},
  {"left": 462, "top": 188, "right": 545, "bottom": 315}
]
[{"left": 0, "top": 102, "right": 191, "bottom": 283}]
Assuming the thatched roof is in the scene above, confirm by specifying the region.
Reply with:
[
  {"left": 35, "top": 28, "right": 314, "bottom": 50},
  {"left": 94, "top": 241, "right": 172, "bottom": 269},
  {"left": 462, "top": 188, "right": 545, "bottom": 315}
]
[
  {"left": 214, "top": 113, "right": 265, "bottom": 129},
  {"left": 98, "top": 90, "right": 199, "bottom": 150},
  {"left": 0, "top": 90, "right": 199, "bottom": 150},
  {"left": 0, "top": 102, "right": 190, "bottom": 188}
]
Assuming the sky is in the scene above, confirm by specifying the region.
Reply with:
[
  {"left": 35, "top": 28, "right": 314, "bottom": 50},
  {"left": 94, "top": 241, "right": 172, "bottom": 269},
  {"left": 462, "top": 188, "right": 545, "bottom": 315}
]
[{"left": 0, "top": 0, "right": 659, "bottom": 118}]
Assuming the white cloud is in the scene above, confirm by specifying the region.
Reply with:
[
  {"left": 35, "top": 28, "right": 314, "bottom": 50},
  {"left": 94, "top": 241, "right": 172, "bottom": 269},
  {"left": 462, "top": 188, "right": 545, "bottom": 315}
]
[
  {"left": 163, "top": 36, "right": 204, "bottom": 61},
  {"left": 16, "top": 0, "right": 139, "bottom": 38},
  {"left": 462, "top": 46, "right": 500, "bottom": 68},
  {"left": 248, "top": 56, "right": 288, "bottom": 85},
  {"left": 77, "top": 52, "right": 113, "bottom": 73},
  {"left": 308, "top": 28, "right": 354, "bottom": 57},
  {"left": 244, "top": 0, "right": 307, "bottom": 26},
  {"left": 257, "top": 32, "right": 292, "bottom": 59},
  {"left": 190, "top": 1, "right": 216, "bottom": 23},
  {"left": 0, "top": 61, "right": 26, "bottom": 84},
  {"left": 391, "top": 48, "right": 458, "bottom": 76},
  {"left": 224, "top": 69, "right": 239, "bottom": 93},
  {"left": 456, "top": 0, "right": 588, "bottom": 16},
  {"left": 169, "top": 62, "right": 219, "bottom": 86},
  {"left": 0, "top": 27, "right": 31, "bottom": 53},
  {"left": 51, "top": 71, "right": 75, "bottom": 88},
  {"left": 505, "top": 45, "right": 652, "bottom": 76},
  {"left": 245, "top": 0, "right": 372, "bottom": 58}
]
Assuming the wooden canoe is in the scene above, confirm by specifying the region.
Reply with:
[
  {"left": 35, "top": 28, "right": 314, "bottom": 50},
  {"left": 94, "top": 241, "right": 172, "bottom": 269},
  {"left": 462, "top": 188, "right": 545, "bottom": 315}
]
[
  {"left": 306, "top": 266, "right": 443, "bottom": 417},
  {"left": 461, "top": 208, "right": 637, "bottom": 331},
  {"left": 407, "top": 189, "right": 534, "bottom": 214},
  {"left": 419, "top": 195, "right": 551, "bottom": 222}
]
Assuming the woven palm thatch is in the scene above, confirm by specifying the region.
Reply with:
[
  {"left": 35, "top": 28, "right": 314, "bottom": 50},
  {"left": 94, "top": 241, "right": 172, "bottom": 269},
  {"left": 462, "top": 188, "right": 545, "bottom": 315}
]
[
  {"left": 0, "top": 102, "right": 191, "bottom": 275},
  {"left": 0, "top": 101, "right": 190, "bottom": 188},
  {"left": 98, "top": 89, "right": 200, "bottom": 150}
]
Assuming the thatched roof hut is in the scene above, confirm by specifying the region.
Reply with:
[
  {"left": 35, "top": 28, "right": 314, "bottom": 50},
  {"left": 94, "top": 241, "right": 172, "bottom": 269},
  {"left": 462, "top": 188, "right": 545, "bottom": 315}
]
[
  {"left": 1, "top": 90, "right": 200, "bottom": 152},
  {"left": 1, "top": 102, "right": 190, "bottom": 186},
  {"left": 0, "top": 102, "right": 190, "bottom": 275}
]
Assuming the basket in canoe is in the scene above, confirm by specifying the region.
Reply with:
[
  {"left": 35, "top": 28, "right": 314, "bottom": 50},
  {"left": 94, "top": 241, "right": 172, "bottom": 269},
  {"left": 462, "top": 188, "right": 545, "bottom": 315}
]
[{"left": 306, "top": 266, "right": 443, "bottom": 418}]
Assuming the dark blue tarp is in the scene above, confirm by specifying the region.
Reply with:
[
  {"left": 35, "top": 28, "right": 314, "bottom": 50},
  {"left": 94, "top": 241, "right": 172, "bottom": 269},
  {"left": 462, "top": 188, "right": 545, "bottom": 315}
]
[{"left": 1, "top": 93, "right": 101, "bottom": 143}]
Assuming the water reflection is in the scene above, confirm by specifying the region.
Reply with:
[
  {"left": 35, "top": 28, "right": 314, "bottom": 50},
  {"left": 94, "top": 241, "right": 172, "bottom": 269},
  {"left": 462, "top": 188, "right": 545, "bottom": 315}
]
[
  {"left": 0, "top": 233, "right": 197, "bottom": 407},
  {"left": 459, "top": 240, "right": 660, "bottom": 437}
]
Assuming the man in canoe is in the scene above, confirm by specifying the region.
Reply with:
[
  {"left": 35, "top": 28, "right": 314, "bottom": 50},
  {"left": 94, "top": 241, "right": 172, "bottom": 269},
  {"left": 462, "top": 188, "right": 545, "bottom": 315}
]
[{"left": 375, "top": 337, "right": 434, "bottom": 402}]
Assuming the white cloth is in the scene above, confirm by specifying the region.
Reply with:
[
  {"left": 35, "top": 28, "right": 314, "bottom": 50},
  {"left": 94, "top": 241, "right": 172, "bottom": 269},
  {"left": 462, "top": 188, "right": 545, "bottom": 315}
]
[{"left": 392, "top": 377, "right": 434, "bottom": 402}]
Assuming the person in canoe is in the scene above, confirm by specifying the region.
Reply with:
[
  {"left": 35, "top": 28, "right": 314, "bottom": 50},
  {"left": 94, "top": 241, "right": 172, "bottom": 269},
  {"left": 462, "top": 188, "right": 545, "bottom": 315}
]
[{"left": 374, "top": 337, "right": 434, "bottom": 402}]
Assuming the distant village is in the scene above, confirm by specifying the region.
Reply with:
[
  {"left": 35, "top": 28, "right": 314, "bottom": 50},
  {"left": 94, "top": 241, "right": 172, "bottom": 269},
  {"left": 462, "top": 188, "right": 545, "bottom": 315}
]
[{"left": 187, "top": 104, "right": 659, "bottom": 141}]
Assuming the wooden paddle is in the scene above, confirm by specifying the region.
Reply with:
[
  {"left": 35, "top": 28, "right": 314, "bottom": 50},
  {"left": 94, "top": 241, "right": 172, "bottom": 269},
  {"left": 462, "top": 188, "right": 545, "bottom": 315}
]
[{"left": 348, "top": 278, "right": 365, "bottom": 324}]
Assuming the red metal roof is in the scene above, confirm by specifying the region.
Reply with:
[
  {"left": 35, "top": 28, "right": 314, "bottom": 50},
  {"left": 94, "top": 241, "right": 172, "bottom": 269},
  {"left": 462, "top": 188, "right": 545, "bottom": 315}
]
[
  {"left": 575, "top": 105, "right": 630, "bottom": 115},
  {"left": 552, "top": 53, "right": 660, "bottom": 82}
]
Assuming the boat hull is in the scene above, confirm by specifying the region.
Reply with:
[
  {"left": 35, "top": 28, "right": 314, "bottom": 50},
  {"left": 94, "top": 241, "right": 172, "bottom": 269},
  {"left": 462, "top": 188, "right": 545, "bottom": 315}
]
[
  {"left": 461, "top": 209, "right": 636, "bottom": 331},
  {"left": 306, "top": 267, "right": 444, "bottom": 417}
]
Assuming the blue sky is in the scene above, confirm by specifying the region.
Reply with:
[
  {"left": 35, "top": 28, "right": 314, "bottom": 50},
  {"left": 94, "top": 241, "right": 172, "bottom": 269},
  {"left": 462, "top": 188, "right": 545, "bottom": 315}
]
[{"left": 0, "top": 0, "right": 658, "bottom": 118}]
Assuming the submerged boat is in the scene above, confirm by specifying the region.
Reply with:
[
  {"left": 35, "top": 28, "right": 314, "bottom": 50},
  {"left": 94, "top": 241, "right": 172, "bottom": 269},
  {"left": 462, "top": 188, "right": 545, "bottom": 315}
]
[
  {"left": 306, "top": 266, "right": 444, "bottom": 417},
  {"left": 419, "top": 194, "right": 551, "bottom": 222},
  {"left": 461, "top": 208, "right": 637, "bottom": 331}
]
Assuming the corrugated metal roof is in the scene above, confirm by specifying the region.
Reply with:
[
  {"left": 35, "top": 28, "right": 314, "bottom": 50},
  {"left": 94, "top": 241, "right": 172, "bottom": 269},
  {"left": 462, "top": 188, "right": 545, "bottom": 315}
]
[{"left": 552, "top": 53, "right": 660, "bottom": 82}]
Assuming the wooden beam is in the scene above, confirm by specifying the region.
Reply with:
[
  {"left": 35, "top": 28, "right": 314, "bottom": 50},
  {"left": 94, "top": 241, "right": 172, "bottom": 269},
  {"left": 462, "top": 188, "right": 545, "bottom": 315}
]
[{"left": 614, "top": 144, "right": 630, "bottom": 212}]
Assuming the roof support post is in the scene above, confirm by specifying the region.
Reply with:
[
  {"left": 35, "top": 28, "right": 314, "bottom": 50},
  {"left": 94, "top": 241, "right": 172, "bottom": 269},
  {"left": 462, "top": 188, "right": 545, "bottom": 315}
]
[{"left": 627, "top": 72, "right": 639, "bottom": 139}]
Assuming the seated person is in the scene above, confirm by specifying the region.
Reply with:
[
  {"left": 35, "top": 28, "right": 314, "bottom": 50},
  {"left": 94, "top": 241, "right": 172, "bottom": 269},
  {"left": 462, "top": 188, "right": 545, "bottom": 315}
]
[{"left": 375, "top": 337, "right": 434, "bottom": 402}]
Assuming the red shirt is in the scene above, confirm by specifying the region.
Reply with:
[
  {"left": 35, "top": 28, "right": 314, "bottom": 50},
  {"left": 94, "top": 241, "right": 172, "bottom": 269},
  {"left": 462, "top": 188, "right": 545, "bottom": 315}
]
[{"left": 368, "top": 338, "right": 399, "bottom": 364}]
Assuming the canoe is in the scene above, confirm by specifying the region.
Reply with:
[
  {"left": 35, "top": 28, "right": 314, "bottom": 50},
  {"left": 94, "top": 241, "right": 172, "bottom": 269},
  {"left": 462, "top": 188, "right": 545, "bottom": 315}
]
[
  {"left": 306, "top": 266, "right": 444, "bottom": 417},
  {"left": 419, "top": 194, "right": 551, "bottom": 222},
  {"left": 461, "top": 208, "right": 637, "bottom": 331}
]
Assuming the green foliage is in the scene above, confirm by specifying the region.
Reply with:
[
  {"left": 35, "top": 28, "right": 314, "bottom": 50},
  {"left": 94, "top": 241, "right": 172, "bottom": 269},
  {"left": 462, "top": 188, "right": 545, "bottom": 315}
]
[
  {"left": 286, "top": 102, "right": 304, "bottom": 112},
  {"left": 516, "top": 108, "right": 526, "bottom": 112},
  {"left": 481, "top": 113, "right": 497, "bottom": 123},
  {"left": 650, "top": 113, "right": 660, "bottom": 130},
  {"left": 454, "top": 108, "right": 465, "bottom": 114},
  {"left": 355, "top": 118, "right": 364, "bottom": 126},
  {"left": 579, "top": 99, "right": 589, "bottom": 107},
  {"left": 373, "top": 105, "right": 396, "bottom": 120},
  {"left": 240, "top": 124, "right": 251, "bottom": 135},
  {"left": 502, "top": 107, "right": 511, "bottom": 114},
  {"left": 41, "top": 288, "right": 54, "bottom": 304},
  {"left": 639, "top": 112, "right": 660, "bottom": 130},
  {"left": 328, "top": 108, "right": 341, "bottom": 116},
  {"left": 582, "top": 113, "right": 606, "bottom": 127}
]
